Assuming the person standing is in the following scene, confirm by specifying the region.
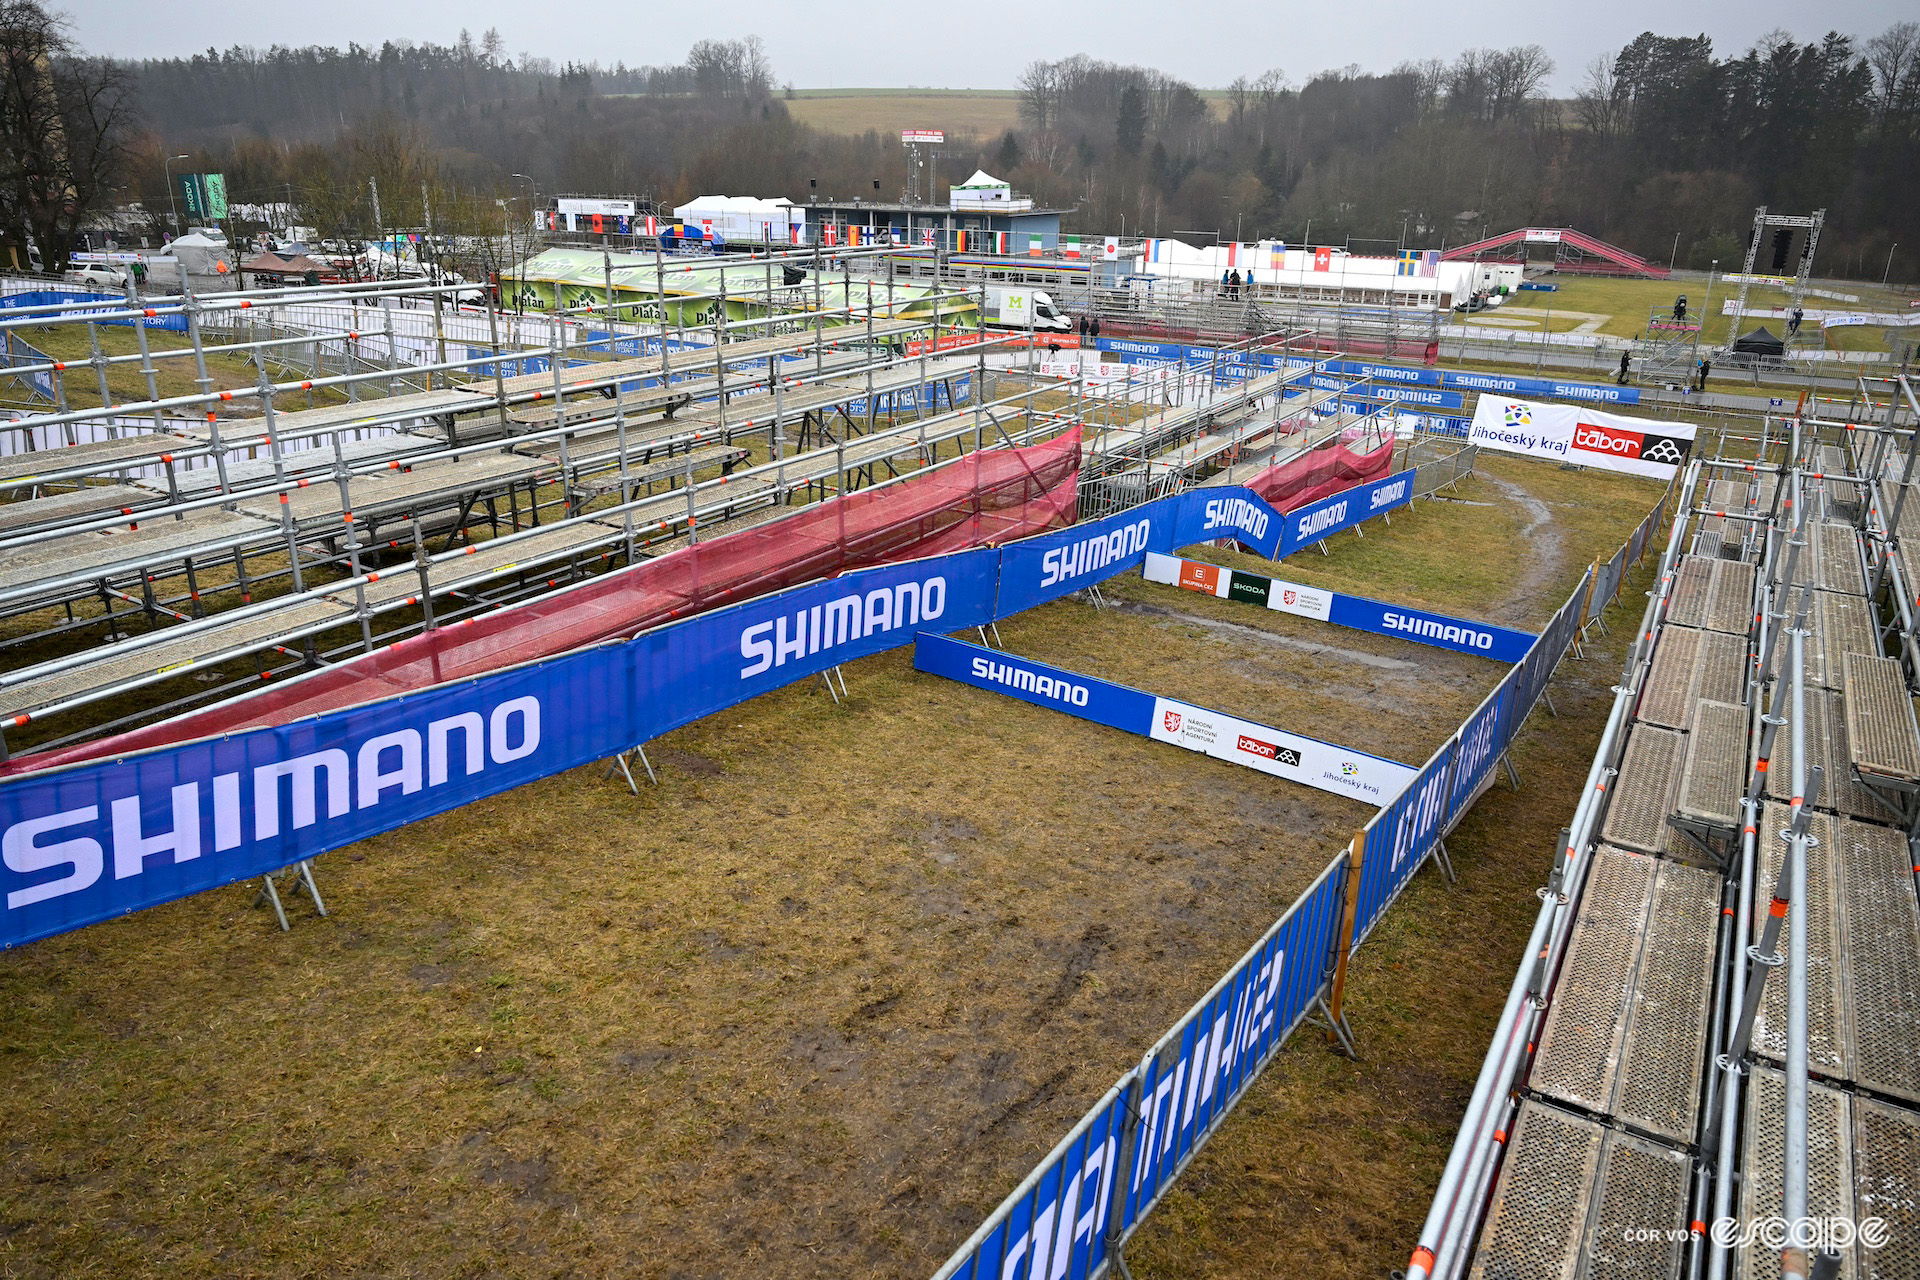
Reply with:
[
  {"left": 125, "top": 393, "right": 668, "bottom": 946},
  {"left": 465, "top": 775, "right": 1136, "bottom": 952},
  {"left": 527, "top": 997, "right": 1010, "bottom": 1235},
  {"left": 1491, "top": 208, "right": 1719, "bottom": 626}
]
[
  {"left": 1788, "top": 306, "right": 1804, "bottom": 338},
  {"left": 1220, "top": 268, "right": 1231, "bottom": 298},
  {"left": 1695, "top": 358, "right": 1711, "bottom": 392},
  {"left": 1228, "top": 269, "right": 1241, "bottom": 299},
  {"left": 1617, "top": 351, "right": 1631, "bottom": 385},
  {"left": 1088, "top": 315, "right": 1101, "bottom": 342}
]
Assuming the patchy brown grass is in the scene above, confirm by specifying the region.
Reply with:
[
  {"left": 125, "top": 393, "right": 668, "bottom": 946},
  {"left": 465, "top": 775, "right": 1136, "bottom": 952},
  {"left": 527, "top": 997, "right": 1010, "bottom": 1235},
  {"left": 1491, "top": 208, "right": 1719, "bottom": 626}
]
[
  {"left": 1120, "top": 559, "right": 1652, "bottom": 1279},
  {"left": 0, "top": 454, "right": 1661, "bottom": 1278}
]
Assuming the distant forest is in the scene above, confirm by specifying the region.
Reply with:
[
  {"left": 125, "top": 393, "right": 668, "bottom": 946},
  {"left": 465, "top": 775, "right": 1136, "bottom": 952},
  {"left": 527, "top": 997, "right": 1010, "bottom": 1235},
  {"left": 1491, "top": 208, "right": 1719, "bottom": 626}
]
[{"left": 109, "top": 24, "right": 1920, "bottom": 283}]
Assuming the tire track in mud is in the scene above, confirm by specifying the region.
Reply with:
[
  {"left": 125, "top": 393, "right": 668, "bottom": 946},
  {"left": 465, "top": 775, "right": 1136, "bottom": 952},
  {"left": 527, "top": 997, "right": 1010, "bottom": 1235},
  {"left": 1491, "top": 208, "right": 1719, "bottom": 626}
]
[{"left": 1479, "top": 470, "right": 1566, "bottom": 626}]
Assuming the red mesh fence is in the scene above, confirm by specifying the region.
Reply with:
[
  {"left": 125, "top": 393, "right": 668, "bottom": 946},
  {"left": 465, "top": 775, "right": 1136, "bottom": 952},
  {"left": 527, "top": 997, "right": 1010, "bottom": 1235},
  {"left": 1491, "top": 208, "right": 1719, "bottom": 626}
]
[
  {"left": 15, "top": 431, "right": 1082, "bottom": 773},
  {"left": 1242, "top": 434, "right": 1395, "bottom": 511}
]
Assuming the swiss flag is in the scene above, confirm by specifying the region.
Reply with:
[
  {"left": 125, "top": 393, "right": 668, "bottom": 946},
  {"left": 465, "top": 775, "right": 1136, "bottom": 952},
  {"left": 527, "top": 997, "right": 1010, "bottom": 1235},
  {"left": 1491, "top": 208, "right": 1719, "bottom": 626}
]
[{"left": 1313, "top": 247, "right": 1331, "bottom": 272}]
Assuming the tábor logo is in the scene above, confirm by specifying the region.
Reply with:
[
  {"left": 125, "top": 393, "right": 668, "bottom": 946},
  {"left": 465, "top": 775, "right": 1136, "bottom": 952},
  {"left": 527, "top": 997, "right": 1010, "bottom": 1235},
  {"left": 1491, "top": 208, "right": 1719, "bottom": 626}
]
[{"left": 1163, "top": 710, "right": 1183, "bottom": 733}]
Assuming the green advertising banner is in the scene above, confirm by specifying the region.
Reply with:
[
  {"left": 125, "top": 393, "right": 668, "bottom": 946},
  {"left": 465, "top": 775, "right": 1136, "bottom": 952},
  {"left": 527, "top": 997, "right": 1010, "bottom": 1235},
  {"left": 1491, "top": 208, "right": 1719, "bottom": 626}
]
[{"left": 176, "top": 174, "right": 228, "bottom": 223}]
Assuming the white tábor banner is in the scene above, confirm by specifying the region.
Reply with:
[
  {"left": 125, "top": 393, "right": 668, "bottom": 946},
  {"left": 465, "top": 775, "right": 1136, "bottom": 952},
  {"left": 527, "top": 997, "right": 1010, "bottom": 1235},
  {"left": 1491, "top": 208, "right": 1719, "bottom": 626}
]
[
  {"left": 1468, "top": 395, "right": 1697, "bottom": 480},
  {"left": 1147, "top": 697, "right": 1415, "bottom": 805}
]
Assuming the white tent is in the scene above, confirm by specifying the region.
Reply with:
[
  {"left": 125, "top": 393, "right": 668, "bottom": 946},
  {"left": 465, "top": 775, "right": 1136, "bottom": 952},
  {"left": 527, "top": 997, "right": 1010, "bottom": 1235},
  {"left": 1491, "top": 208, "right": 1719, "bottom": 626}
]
[
  {"left": 950, "top": 171, "right": 1029, "bottom": 211},
  {"left": 671, "top": 195, "right": 805, "bottom": 244},
  {"left": 163, "top": 231, "right": 231, "bottom": 277}
]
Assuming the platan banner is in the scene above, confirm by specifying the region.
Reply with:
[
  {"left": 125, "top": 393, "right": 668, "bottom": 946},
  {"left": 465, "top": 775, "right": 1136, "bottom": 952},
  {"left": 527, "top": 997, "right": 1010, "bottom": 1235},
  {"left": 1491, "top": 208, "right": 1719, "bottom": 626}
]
[
  {"left": 913, "top": 634, "right": 1415, "bottom": 805},
  {"left": 1141, "top": 552, "right": 1536, "bottom": 663},
  {"left": 1467, "top": 394, "right": 1696, "bottom": 479}
]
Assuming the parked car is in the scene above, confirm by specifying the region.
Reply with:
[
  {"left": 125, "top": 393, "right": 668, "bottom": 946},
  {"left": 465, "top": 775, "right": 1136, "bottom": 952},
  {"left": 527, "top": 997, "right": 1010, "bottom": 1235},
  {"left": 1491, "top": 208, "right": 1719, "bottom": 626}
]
[{"left": 65, "top": 264, "right": 128, "bottom": 288}]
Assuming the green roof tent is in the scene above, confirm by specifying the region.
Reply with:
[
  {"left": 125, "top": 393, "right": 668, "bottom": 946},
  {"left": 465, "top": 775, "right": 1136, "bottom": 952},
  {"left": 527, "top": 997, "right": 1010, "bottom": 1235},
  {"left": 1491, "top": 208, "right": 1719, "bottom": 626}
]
[{"left": 507, "top": 247, "right": 975, "bottom": 330}]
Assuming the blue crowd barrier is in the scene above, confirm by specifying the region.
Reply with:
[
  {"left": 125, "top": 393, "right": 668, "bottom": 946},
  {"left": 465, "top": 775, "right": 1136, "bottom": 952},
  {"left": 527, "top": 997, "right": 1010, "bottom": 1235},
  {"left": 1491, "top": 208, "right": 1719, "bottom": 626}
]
[
  {"left": 934, "top": 491, "right": 1672, "bottom": 1279},
  {"left": 0, "top": 289, "right": 188, "bottom": 332},
  {"left": 1090, "top": 337, "right": 1641, "bottom": 406}
]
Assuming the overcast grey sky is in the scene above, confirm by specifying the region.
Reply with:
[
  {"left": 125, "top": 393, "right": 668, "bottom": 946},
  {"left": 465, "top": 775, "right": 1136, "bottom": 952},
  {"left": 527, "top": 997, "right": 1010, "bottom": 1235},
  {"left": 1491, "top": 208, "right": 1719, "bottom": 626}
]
[{"left": 67, "top": 0, "right": 1915, "bottom": 94}]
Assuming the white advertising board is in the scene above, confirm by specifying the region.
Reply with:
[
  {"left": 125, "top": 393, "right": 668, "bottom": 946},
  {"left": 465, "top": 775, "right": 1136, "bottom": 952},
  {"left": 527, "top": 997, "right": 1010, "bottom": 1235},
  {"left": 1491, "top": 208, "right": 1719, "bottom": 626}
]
[
  {"left": 1147, "top": 697, "right": 1414, "bottom": 804},
  {"left": 557, "top": 198, "right": 636, "bottom": 217},
  {"left": 1468, "top": 395, "right": 1697, "bottom": 480}
]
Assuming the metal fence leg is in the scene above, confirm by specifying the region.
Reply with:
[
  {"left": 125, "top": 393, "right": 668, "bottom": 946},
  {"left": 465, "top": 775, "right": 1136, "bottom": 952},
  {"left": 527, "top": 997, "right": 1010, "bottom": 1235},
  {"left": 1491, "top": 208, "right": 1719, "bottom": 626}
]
[
  {"left": 1432, "top": 839, "right": 1457, "bottom": 886},
  {"left": 296, "top": 860, "right": 327, "bottom": 918},
  {"left": 606, "top": 743, "right": 658, "bottom": 794},
  {"left": 255, "top": 873, "right": 291, "bottom": 931},
  {"left": 1502, "top": 753, "right": 1521, "bottom": 790}
]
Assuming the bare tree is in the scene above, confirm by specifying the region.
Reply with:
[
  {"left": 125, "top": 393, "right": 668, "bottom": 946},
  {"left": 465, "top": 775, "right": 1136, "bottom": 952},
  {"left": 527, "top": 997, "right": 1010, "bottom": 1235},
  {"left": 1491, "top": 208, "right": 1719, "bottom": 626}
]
[
  {"left": 1393, "top": 58, "right": 1447, "bottom": 119},
  {"left": 1864, "top": 21, "right": 1920, "bottom": 130},
  {"left": 1574, "top": 53, "right": 1631, "bottom": 138},
  {"left": 1017, "top": 59, "right": 1059, "bottom": 131},
  {"left": 0, "top": 0, "right": 137, "bottom": 271},
  {"left": 1486, "top": 45, "right": 1554, "bottom": 123}
]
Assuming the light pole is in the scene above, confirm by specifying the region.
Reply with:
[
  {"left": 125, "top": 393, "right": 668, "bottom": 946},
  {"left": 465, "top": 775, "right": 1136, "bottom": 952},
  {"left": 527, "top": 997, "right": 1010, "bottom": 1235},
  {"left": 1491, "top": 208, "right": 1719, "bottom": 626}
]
[
  {"left": 1886, "top": 243, "right": 1899, "bottom": 286},
  {"left": 513, "top": 173, "right": 539, "bottom": 236},
  {"left": 162, "top": 153, "right": 190, "bottom": 237},
  {"left": 1691, "top": 258, "right": 1717, "bottom": 384},
  {"left": 1670, "top": 231, "right": 1680, "bottom": 272}
]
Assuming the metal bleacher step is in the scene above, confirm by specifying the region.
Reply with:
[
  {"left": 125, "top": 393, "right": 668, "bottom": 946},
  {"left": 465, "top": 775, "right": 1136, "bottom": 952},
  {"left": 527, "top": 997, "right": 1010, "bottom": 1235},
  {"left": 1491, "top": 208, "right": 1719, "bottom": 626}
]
[
  {"left": 1676, "top": 699, "right": 1748, "bottom": 830},
  {"left": 1767, "top": 686, "right": 1889, "bottom": 821},
  {"left": 1705, "top": 559, "right": 1758, "bottom": 634},
  {"left": 1739, "top": 1067, "right": 1856, "bottom": 1280},
  {"left": 1640, "top": 626, "right": 1746, "bottom": 731},
  {"left": 1468, "top": 1099, "right": 1689, "bottom": 1280},
  {"left": 1639, "top": 628, "right": 1702, "bottom": 730},
  {"left": 1772, "top": 588, "right": 1882, "bottom": 690},
  {"left": 1666, "top": 555, "right": 1754, "bottom": 635},
  {"left": 1753, "top": 802, "right": 1849, "bottom": 1080},
  {"left": 1834, "top": 818, "right": 1920, "bottom": 1107},
  {"left": 1845, "top": 651, "right": 1920, "bottom": 786},
  {"left": 1602, "top": 725, "right": 1684, "bottom": 855},
  {"left": 1533, "top": 847, "right": 1720, "bottom": 1145},
  {"left": 1666, "top": 557, "right": 1715, "bottom": 630},
  {"left": 1855, "top": 1097, "right": 1920, "bottom": 1280},
  {"left": 1811, "top": 520, "right": 1868, "bottom": 596}
]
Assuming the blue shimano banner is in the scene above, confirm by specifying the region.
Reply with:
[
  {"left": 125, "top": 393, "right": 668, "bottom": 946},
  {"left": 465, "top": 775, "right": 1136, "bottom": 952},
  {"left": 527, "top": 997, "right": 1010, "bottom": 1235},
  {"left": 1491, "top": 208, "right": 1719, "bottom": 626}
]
[
  {"left": 1168, "top": 486, "right": 1284, "bottom": 558},
  {"left": 1118, "top": 865, "right": 1346, "bottom": 1233},
  {"left": 1094, "top": 336, "right": 1185, "bottom": 362},
  {"left": 1360, "top": 385, "right": 1464, "bottom": 410},
  {"left": 937, "top": 1077, "right": 1133, "bottom": 1280},
  {"left": 1442, "top": 368, "right": 1640, "bottom": 406},
  {"left": 1326, "top": 596, "right": 1534, "bottom": 663},
  {"left": 631, "top": 550, "right": 1002, "bottom": 745},
  {"left": 1280, "top": 470, "right": 1415, "bottom": 555},
  {"left": 0, "top": 551, "right": 1000, "bottom": 950},
  {"left": 1142, "top": 342, "right": 1639, "bottom": 407},
  {"left": 0, "top": 647, "right": 633, "bottom": 950},
  {"left": 913, "top": 635, "right": 1156, "bottom": 735},
  {"left": 993, "top": 496, "right": 1178, "bottom": 616}
]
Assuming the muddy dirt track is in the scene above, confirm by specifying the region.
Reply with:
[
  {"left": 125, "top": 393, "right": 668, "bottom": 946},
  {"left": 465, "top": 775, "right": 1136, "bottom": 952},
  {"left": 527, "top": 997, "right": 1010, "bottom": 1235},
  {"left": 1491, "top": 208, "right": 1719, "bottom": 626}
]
[{"left": 0, "top": 459, "right": 1659, "bottom": 1279}]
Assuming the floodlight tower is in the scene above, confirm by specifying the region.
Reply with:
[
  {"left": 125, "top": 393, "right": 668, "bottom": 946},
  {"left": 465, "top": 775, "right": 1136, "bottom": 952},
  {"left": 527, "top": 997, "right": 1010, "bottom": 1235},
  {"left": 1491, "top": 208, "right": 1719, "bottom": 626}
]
[{"left": 1723, "top": 205, "right": 1825, "bottom": 351}]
